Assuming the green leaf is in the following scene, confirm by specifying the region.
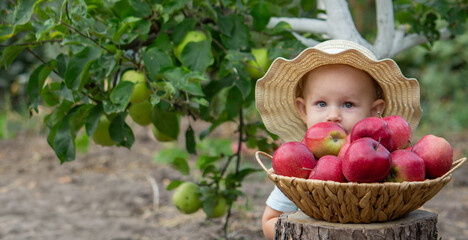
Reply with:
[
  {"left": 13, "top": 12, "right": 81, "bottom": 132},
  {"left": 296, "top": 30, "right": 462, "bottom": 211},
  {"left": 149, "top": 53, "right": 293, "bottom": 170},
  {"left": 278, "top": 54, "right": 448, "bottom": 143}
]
[
  {"left": 44, "top": 100, "right": 73, "bottom": 129},
  {"left": 85, "top": 104, "right": 103, "bottom": 137},
  {"left": 50, "top": 106, "right": 82, "bottom": 163},
  {"left": 60, "top": 82, "right": 74, "bottom": 102},
  {"left": 64, "top": 46, "right": 101, "bottom": 90},
  {"left": 218, "top": 12, "right": 234, "bottom": 37},
  {"left": 0, "top": 23, "right": 33, "bottom": 42},
  {"left": 154, "top": 147, "right": 189, "bottom": 164},
  {"left": 0, "top": 45, "right": 26, "bottom": 69},
  {"left": 226, "top": 86, "right": 243, "bottom": 119},
  {"left": 151, "top": 102, "right": 180, "bottom": 140},
  {"left": 150, "top": 33, "right": 172, "bottom": 53},
  {"left": 164, "top": 67, "right": 205, "bottom": 96},
  {"left": 180, "top": 40, "right": 214, "bottom": 72},
  {"left": 251, "top": 1, "right": 271, "bottom": 31},
  {"left": 185, "top": 126, "right": 196, "bottom": 154},
  {"left": 35, "top": 18, "right": 56, "bottom": 41},
  {"left": 143, "top": 47, "right": 173, "bottom": 79},
  {"left": 196, "top": 155, "right": 219, "bottom": 171},
  {"left": 197, "top": 138, "right": 233, "bottom": 156},
  {"left": 161, "top": 0, "right": 191, "bottom": 19},
  {"left": 166, "top": 180, "right": 184, "bottom": 190},
  {"left": 27, "top": 62, "right": 55, "bottom": 113},
  {"left": 109, "top": 113, "right": 135, "bottom": 148},
  {"left": 56, "top": 54, "right": 68, "bottom": 78},
  {"left": 234, "top": 74, "right": 252, "bottom": 100},
  {"left": 171, "top": 18, "right": 197, "bottom": 45},
  {"left": 231, "top": 168, "right": 261, "bottom": 182},
  {"left": 129, "top": 0, "right": 152, "bottom": 17},
  {"left": 13, "top": 0, "right": 38, "bottom": 25},
  {"left": 220, "top": 14, "right": 249, "bottom": 50},
  {"left": 112, "top": 16, "right": 141, "bottom": 43},
  {"left": 40, "top": 84, "right": 60, "bottom": 107},
  {"left": 109, "top": 80, "right": 133, "bottom": 110},
  {"left": 172, "top": 157, "right": 190, "bottom": 175}
]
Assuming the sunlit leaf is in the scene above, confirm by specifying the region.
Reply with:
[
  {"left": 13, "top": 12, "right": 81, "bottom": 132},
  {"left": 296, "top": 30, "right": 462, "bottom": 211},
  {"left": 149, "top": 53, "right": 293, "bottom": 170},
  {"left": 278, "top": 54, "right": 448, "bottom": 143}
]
[{"left": 180, "top": 40, "right": 214, "bottom": 73}]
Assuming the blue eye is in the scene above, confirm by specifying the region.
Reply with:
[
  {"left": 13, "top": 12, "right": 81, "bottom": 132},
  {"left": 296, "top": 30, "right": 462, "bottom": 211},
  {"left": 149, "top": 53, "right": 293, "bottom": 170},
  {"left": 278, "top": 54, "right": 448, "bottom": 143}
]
[
  {"left": 343, "top": 102, "right": 353, "bottom": 108},
  {"left": 317, "top": 101, "right": 327, "bottom": 107}
]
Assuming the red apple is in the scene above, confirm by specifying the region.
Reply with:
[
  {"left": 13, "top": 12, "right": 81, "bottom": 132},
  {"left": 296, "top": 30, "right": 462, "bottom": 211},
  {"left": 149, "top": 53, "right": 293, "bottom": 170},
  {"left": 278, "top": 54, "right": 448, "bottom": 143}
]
[
  {"left": 308, "top": 155, "right": 346, "bottom": 182},
  {"left": 272, "top": 142, "right": 317, "bottom": 178},
  {"left": 302, "top": 122, "right": 347, "bottom": 159},
  {"left": 343, "top": 137, "right": 392, "bottom": 183},
  {"left": 383, "top": 115, "right": 412, "bottom": 151},
  {"left": 412, "top": 135, "right": 453, "bottom": 179},
  {"left": 337, "top": 135, "right": 351, "bottom": 159},
  {"left": 350, "top": 117, "right": 393, "bottom": 151},
  {"left": 386, "top": 149, "right": 426, "bottom": 182}
]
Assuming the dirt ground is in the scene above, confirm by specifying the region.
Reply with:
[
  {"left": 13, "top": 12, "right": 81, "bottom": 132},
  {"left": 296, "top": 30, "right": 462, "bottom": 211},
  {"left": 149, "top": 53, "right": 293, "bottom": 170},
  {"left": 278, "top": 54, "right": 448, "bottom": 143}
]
[{"left": 1, "top": 123, "right": 468, "bottom": 240}]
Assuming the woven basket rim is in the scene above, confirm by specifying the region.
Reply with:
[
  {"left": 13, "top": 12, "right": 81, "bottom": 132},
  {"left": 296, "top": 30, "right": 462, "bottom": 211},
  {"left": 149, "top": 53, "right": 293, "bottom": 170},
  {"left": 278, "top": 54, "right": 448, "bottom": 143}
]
[{"left": 267, "top": 168, "right": 453, "bottom": 186}]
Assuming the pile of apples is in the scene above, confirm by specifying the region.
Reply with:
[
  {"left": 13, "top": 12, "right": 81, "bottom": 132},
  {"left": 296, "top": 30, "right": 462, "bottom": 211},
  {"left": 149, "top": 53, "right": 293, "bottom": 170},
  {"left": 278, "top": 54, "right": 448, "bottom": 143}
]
[{"left": 272, "top": 115, "right": 454, "bottom": 183}]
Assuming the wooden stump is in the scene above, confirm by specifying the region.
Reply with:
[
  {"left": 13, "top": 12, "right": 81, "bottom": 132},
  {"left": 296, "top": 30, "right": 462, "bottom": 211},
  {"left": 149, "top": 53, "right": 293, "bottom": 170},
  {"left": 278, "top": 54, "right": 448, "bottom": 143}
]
[{"left": 275, "top": 210, "right": 438, "bottom": 240}]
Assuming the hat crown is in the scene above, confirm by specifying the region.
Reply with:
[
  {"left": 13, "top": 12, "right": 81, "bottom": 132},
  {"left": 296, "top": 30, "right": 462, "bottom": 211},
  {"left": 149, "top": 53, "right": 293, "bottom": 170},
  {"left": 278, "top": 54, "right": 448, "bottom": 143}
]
[{"left": 314, "top": 40, "right": 377, "bottom": 60}]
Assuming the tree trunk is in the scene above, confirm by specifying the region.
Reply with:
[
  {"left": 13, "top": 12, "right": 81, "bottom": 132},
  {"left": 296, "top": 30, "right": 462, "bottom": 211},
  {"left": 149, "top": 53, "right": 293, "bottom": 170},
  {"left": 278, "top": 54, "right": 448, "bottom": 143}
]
[{"left": 275, "top": 210, "right": 438, "bottom": 240}]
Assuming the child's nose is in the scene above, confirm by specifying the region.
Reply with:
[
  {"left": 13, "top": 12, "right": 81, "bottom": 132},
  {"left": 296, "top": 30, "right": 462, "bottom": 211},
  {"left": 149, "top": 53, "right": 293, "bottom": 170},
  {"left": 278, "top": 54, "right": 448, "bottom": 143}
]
[{"left": 326, "top": 107, "right": 342, "bottom": 122}]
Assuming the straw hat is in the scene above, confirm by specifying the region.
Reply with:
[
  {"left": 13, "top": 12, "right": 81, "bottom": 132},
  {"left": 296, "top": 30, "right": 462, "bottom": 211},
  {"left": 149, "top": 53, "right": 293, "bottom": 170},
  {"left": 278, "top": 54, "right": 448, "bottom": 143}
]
[{"left": 255, "top": 39, "right": 422, "bottom": 142}]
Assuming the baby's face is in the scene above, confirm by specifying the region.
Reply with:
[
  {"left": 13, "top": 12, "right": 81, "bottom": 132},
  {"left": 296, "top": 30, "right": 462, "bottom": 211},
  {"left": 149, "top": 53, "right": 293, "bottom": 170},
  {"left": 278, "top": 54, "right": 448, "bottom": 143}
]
[{"left": 295, "top": 64, "right": 384, "bottom": 134}]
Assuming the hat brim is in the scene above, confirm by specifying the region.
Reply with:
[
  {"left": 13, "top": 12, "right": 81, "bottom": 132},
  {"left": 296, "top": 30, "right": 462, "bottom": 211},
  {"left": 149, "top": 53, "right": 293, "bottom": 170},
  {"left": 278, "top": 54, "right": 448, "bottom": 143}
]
[{"left": 255, "top": 48, "right": 422, "bottom": 142}]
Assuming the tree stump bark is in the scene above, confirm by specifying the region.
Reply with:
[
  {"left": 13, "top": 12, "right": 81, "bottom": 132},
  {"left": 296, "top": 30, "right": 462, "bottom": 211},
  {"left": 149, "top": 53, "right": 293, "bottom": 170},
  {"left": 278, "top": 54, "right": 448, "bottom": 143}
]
[{"left": 275, "top": 210, "right": 438, "bottom": 240}]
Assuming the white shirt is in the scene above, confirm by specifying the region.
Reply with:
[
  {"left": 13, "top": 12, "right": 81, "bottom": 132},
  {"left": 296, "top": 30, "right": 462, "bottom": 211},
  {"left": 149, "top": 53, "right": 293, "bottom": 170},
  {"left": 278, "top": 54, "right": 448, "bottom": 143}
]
[{"left": 265, "top": 186, "right": 298, "bottom": 212}]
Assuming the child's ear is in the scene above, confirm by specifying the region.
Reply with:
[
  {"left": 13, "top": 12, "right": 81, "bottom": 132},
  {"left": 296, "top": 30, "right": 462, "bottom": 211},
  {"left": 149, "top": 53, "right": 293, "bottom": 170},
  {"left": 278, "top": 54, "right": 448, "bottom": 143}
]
[
  {"left": 371, "top": 99, "right": 385, "bottom": 117},
  {"left": 295, "top": 97, "right": 308, "bottom": 123}
]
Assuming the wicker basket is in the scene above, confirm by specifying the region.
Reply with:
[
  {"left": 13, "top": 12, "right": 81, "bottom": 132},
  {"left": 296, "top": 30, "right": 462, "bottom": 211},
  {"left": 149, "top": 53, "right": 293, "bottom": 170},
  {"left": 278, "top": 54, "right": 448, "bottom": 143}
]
[{"left": 256, "top": 151, "right": 466, "bottom": 223}]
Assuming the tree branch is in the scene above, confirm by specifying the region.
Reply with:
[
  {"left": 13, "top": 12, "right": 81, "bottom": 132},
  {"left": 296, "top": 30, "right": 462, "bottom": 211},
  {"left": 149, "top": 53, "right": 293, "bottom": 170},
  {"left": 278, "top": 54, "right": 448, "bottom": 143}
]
[
  {"left": 266, "top": 17, "right": 328, "bottom": 34},
  {"left": 291, "top": 32, "right": 320, "bottom": 46},
  {"left": 322, "top": 0, "right": 370, "bottom": 48},
  {"left": 374, "top": 0, "right": 395, "bottom": 59},
  {"left": 389, "top": 28, "right": 451, "bottom": 57}
]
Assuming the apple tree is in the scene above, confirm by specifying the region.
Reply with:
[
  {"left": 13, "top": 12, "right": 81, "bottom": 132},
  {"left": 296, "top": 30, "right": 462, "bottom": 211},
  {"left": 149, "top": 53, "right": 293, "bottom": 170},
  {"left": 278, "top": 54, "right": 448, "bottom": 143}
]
[{"left": 1, "top": 0, "right": 466, "bottom": 235}]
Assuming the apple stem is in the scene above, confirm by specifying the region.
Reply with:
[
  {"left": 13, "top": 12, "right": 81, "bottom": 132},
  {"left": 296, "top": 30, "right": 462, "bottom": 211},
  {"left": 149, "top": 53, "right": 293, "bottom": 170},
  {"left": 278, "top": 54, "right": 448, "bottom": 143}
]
[
  {"left": 302, "top": 167, "right": 314, "bottom": 171},
  {"left": 375, "top": 137, "right": 382, "bottom": 151}
]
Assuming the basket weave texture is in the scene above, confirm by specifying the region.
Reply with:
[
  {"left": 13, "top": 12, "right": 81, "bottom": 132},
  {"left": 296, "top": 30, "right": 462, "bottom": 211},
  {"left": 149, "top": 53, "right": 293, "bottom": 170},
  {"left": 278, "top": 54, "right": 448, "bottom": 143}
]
[{"left": 256, "top": 151, "right": 466, "bottom": 223}]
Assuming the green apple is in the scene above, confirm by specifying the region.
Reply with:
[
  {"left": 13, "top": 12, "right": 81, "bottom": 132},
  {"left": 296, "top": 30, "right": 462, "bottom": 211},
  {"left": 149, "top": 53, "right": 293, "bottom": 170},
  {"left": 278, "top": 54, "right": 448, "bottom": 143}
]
[
  {"left": 152, "top": 125, "right": 176, "bottom": 142},
  {"left": 174, "top": 30, "right": 207, "bottom": 59},
  {"left": 129, "top": 100, "right": 152, "bottom": 126},
  {"left": 121, "top": 70, "right": 151, "bottom": 104},
  {"left": 92, "top": 116, "right": 115, "bottom": 146},
  {"left": 246, "top": 48, "right": 271, "bottom": 79},
  {"left": 172, "top": 182, "right": 202, "bottom": 214},
  {"left": 206, "top": 197, "right": 228, "bottom": 218}
]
